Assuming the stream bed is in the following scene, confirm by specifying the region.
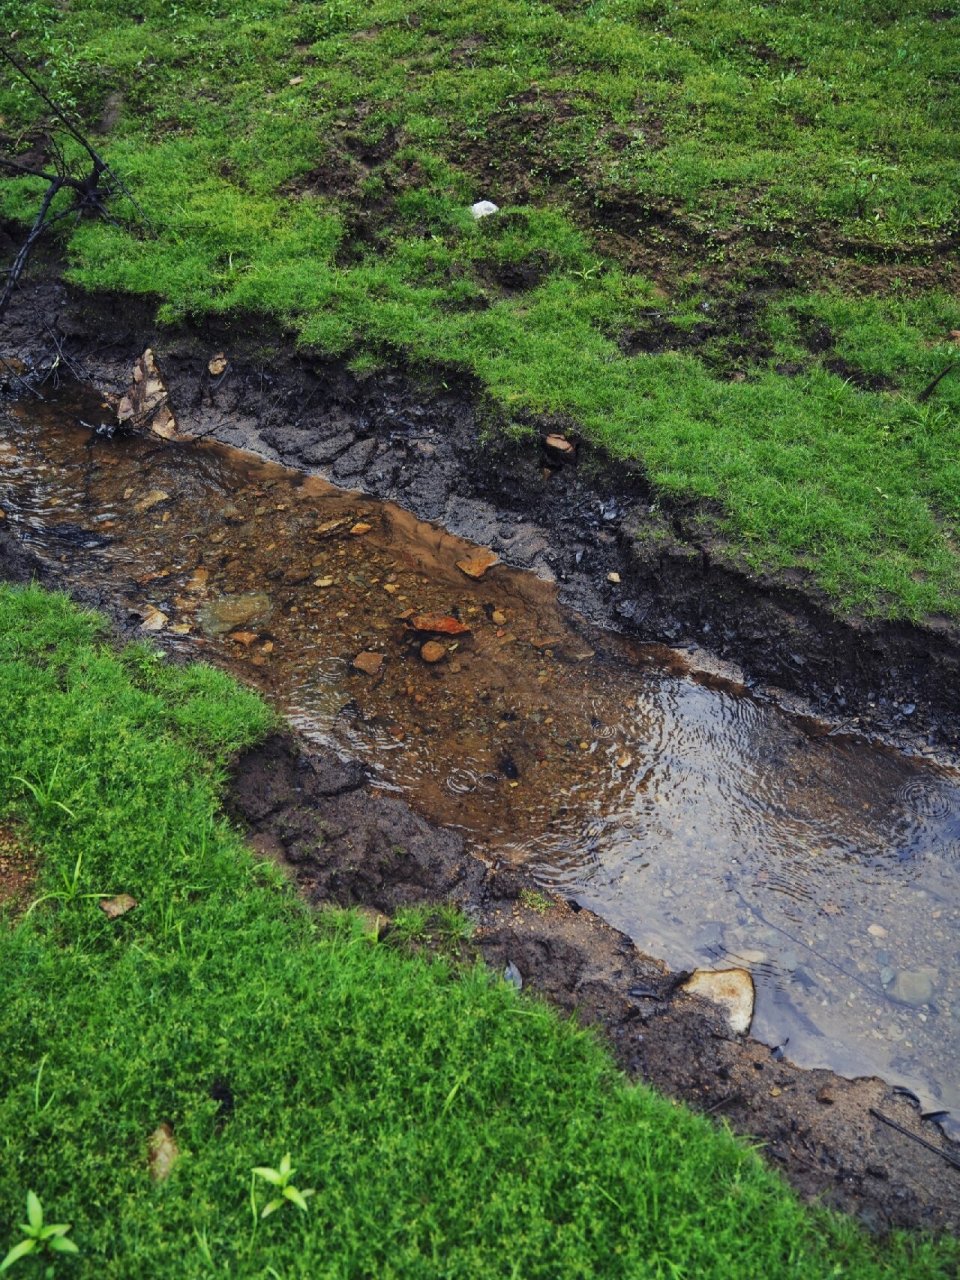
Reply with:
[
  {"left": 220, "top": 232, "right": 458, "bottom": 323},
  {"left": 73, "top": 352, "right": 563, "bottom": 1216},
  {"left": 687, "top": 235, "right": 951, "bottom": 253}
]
[{"left": 3, "top": 387, "right": 959, "bottom": 1137}]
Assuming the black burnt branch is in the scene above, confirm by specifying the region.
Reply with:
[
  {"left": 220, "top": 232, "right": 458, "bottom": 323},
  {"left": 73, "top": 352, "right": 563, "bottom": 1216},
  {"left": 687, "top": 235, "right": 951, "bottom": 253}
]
[{"left": 0, "top": 46, "right": 148, "bottom": 323}]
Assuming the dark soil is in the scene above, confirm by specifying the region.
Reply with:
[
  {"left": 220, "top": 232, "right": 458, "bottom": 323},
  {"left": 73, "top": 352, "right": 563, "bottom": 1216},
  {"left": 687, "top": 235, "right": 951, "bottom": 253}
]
[{"left": 3, "top": 269, "right": 959, "bottom": 757}]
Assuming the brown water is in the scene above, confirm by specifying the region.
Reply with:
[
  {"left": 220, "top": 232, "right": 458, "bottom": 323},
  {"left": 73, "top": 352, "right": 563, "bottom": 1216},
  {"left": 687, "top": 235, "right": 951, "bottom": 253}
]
[{"left": 3, "top": 389, "right": 960, "bottom": 1134}]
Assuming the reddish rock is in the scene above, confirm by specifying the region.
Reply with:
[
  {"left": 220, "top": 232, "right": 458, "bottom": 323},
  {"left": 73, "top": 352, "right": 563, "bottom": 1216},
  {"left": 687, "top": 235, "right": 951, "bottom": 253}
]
[
  {"left": 411, "top": 613, "right": 471, "bottom": 636},
  {"left": 420, "top": 641, "right": 447, "bottom": 664},
  {"left": 352, "top": 651, "right": 385, "bottom": 676}
]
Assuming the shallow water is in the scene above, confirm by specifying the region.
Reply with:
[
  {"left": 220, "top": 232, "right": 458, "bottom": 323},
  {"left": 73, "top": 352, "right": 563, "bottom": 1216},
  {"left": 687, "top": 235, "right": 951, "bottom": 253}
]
[{"left": 3, "top": 388, "right": 959, "bottom": 1134}]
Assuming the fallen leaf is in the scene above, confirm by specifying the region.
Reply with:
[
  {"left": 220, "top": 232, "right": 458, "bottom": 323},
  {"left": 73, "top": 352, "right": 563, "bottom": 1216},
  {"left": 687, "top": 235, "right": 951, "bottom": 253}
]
[
  {"left": 228, "top": 630, "right": 258, "bottom": 647},
  {"left": 456, "top": 548, "right": 499, "bottom": 580},
  {"left": 411, "top": 613, "right": 471, "bottom": 636},
  {"left": 148, "top": 1123, "right": 179, "bottom": 1182},
  {"left": 99, "top": 893, "right": 138, "bottom": 919}
]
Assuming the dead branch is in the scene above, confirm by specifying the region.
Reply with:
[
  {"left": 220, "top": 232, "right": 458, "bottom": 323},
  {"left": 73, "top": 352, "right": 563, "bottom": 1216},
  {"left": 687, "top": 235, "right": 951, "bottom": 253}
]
[{"left": 0, "top": 45, "right": 150, "bottom": 324}]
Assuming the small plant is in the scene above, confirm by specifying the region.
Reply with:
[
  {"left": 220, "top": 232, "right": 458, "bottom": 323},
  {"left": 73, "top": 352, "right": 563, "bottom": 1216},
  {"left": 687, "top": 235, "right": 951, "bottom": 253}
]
[
  {"left": 519, "top": 888, "right": 552, "bottom": 915},
  {"left": 1, "top": 1191, "right": 78, "bottom": 1272},
  {"left": 23, "top": 851, "right": 108, "bottom": 918},
  {"left": 251, "top": 1154, "right": 315, "bottom": 1219},
  {"left": 13, "top": 754, "right": 76, "bottom": 822}
]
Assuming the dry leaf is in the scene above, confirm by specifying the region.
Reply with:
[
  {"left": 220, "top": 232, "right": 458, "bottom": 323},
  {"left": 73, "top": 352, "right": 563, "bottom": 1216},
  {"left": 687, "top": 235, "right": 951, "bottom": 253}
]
[
  {"left": 148, "top": 1123, "right": 179, "bottom": 1182},
  {"left": 99, "top": 893, "right": 138, "bottom": 920}
]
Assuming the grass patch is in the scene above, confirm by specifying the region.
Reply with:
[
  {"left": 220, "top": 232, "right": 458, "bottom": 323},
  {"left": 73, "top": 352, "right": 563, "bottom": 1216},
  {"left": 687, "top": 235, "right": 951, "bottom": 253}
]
[
  {"left": 2, "top": 585, "right": 960, "bottom": 1276},
  {"left": 1, "top": 2, "right": 959, "bottom": 616}
]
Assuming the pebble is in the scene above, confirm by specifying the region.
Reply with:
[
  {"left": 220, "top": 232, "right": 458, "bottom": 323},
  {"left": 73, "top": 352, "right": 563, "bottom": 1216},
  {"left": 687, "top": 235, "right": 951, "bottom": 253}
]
[
  {"left": 350, "top": 522, "right": 372, "bottom": 536},
  {"left": 470, "top": 200, "right": 499, "bottom": 219},
  {"left": 607, "top": 572, "right": 621, "bottom": 584},
  {"left": 491, "top": 610, "right": 507, "bottom": 626},
  {"left": 682, "top": 968, "right": 754, "bottom": 1035},
  {"left": 867, "top": 923, "right": 887, "bottom": 939},
  {"left": 888, "top": 969, "right": 935, "bottom": 1007},
  {"left": 352, "top": 651, "right": 385, "bottom": 676},
  {"left": 420, "top": 641, "right": 447, "bottom": 664}
]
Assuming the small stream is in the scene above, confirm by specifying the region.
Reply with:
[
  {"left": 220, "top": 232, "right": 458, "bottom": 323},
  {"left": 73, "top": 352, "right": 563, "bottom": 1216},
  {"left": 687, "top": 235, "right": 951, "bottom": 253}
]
[{"left": 3, "top": 387, "right": 959, "bottom": 1136}]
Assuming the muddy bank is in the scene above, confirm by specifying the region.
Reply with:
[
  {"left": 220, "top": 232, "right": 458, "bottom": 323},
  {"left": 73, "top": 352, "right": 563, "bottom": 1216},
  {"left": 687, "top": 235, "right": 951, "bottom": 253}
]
[
  {"left": 227, "top": 730, "right": 960, "bottom": 1236},
  {"left": 2, "top": 516, "right": 959, "bottom": 1235},
  {"left": 3, "top": 272, "right": 960, "bottom": 754}
]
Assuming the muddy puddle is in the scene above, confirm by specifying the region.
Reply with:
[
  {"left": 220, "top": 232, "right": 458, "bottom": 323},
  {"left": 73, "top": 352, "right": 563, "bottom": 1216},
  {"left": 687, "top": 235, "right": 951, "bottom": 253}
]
[{"left": 3, "top": 388, "right": 960, "bottom": 1136}]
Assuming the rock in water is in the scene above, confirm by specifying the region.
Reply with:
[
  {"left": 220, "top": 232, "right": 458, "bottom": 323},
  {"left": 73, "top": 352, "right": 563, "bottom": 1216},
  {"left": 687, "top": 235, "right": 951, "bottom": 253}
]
[
  {"left": 420, "top": 641, "right": 447, "bottom": 664},
  {"left": 681, "top": 968, "right": 755, "bottom": 1035},
  {"left": 888, "top": 968, "right": 935, "bottom": 1007},
  {"left": 455, "top": 548, "right": 499, "bottom": 580},
  {"left": 352, "top": 651, "right": 385, "bottom": 676},
  {"left": 197, "top": 593, "right": 272, "bottom": 637}
]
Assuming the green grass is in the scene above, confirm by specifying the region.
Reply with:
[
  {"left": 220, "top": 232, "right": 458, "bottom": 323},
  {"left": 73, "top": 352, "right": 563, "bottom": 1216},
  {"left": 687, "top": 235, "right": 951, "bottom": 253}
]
[
  {"left": 1, "top": 1, "right": 959, "bottom": 616},
  {"left": 1, "top": 584, "right": 959, "bottom": 1277}
]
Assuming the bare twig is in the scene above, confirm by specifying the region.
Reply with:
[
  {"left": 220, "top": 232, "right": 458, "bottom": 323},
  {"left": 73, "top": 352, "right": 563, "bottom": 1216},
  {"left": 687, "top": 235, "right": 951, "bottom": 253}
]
[
  {"left": 869, "top": 1108, "right": 960, "bottom": 1172},
  {"left": 917, "top": 362, "right": 957, "bottom": 404}
]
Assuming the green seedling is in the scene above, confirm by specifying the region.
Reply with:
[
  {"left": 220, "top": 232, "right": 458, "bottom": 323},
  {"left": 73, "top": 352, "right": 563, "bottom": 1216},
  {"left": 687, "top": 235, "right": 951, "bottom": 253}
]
[
  {"left": 0, "top": 1191, "right": 79, "bottom": 1272},
  {"left": 23, "top": 851, "right": 109, "bottom": 918},
  {"left": 251, "top": 1154, "right": 315, "bottom": 1219},
  {"left": 13, "top": 755, "right": 76, "bottom": 822}
]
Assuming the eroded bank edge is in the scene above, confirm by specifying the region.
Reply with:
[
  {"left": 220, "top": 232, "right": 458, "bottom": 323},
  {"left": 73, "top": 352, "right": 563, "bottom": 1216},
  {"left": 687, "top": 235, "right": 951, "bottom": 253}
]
[{"left": 4, "top": 269, "right": 959, "bottom": 756}]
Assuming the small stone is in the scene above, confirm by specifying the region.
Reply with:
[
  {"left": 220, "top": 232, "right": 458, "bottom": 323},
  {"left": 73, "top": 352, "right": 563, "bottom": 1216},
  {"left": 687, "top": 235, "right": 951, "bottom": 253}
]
[
  {"left": 681, "top": 968, "right": 755, "bottom": 1035},
  {"left": 383, "top": 583, "right": 399, "bottom": 594},
  {"left": 169, "top": 623, "right": 192, "bottom": 635},
  {"left": 420, "top": 641, "right": 447, "bottom": 664},
  {"left": 207, "top": 352, "right": 228, "bottom": 377},
  {"left": 314, "top": 577, "right": 335, "bottom": 588},
  {"left": 99, "top": 893, "right": 138, "bottom": 919},
  {"left": 352, "top": 651, "right": 385, "bottom": 677},
  {"left": 134, "top": 489, "right": 169, "bottom": 514},
  {"left": 607, "top": 572, "right": 621, "bottom": 584},
  {"left": 888, "top": 969, "right": 935, "bottom": 1007},
  {"left": 470, "top": 200, "right": 499, "bottom": 219},
  {"left": 456, "top": 548, "right": 499, "bottom": 580},
  {"left": 350, "top": 522, "right": 372, "bottom": 536},
  {"left": 411, "top": 613, "right": 471, "bottom": 636},
  {"left": 867, "top": 923, "right": 887, "bottom": 939},
  {"left": 139, "top": 606, "right": 168, "bottom": 632},
  {"left": 491, "top": 610, "right": 507, "bottom": 626},
  {"left": 503, "top": 961, "right": 523, "bottom": 989},
  {"left": 197, "top": 592, "right": 271, "bottom": 637},
  {"left": 615, "top": 752, "right": 631, "bottom": 769},
  {"left": 816, "top": 1087, "right": 835, "bottom": 1105},
  {"left": 261, "top": 641, "right": 274, "bottom": 654}
]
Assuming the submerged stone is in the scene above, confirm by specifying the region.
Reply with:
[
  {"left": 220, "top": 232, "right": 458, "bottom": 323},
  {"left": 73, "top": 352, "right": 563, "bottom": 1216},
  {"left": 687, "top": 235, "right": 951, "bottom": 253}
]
[
  {"left": 197, "top": 592, "right": 272, "bottom": 637},
  {"left": 682, "top": 968, "right": 755, "bottom": 1035},
  {"left": 888, "top": 968, "right": 935, "bottom": 1007}
]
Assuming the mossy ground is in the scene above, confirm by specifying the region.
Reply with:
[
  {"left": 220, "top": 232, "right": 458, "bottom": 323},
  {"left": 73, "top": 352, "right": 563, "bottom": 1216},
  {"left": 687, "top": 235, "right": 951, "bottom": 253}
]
[
  {"left": 1, "top": 582, "right": 959, "bottom": 1276},
  {"left": 1, "top": 1, "right": 958, "bottom": 616}
]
